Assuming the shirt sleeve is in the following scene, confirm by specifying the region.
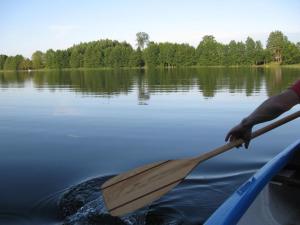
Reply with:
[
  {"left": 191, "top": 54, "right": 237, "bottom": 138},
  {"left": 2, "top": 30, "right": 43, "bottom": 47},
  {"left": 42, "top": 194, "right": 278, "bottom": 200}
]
[{"left": 290, "top": 80, "right": 300, "bottom": 97}]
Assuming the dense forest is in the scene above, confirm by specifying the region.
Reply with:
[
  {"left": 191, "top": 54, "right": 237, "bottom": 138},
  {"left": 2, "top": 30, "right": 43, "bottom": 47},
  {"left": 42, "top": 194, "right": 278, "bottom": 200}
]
[{"left": 0, "top": 31, "right": 300, "bottom": 71}]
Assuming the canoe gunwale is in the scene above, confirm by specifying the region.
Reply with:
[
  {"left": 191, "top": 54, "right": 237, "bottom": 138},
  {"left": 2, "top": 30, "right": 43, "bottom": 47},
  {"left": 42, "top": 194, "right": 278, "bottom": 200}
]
[{"left": 204, "top": 139, "right": 300, "bottom": 225}]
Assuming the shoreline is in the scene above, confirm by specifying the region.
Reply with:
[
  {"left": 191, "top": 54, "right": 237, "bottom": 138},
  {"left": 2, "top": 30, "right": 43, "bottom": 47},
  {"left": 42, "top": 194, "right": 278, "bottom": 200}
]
[{"left": 1, "top": 64, "right": 300, "bottom": 73}]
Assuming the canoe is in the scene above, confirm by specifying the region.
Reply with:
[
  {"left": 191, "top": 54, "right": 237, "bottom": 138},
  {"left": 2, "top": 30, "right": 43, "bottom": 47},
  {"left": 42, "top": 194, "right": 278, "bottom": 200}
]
[{"left": 204, "top": 139, "right": 300, "bottom": 225}]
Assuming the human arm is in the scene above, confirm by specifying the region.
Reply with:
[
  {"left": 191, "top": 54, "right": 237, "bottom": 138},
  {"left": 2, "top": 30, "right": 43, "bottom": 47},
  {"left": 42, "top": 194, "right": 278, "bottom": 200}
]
[{"left": 225, "top": 88, "right": 300, "bottom": 148}]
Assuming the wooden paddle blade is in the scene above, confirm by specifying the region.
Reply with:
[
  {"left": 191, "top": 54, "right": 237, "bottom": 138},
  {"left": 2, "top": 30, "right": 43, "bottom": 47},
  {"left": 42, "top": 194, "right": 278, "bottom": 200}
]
[
  {"left": 101, "top": 160, "right": 169, "bottom": 189},
  {"left": 101, "top": 158, "right": 199, "bottom": 217}
]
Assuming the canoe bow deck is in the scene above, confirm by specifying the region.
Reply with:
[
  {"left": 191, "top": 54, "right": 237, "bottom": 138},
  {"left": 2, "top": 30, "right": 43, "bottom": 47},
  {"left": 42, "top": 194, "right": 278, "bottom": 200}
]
[{"left": 204, "top": 139, "right": 300, "bottom": 225}]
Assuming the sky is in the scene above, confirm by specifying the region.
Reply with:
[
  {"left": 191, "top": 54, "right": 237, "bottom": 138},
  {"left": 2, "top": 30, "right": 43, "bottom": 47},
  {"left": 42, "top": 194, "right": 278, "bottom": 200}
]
[{"left": 1, "top": 0, "right": 300, "bottom": 58}]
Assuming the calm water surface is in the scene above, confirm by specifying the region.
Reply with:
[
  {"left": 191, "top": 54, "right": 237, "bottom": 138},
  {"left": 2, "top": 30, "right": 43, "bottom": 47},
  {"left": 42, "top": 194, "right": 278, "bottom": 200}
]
[{"left": 0, "top": 67, "right": 300, "bottom": 225}]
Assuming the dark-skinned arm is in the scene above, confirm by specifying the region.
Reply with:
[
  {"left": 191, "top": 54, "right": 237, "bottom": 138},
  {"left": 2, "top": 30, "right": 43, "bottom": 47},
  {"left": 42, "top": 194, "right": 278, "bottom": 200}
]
[{"left": 225, "top": 89, "right": 300, "bottom": 148}]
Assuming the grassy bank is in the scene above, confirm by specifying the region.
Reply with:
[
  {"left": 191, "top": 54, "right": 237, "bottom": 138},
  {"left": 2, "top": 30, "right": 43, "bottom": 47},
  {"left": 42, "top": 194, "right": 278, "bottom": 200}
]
[
  {"left": 257, "top": 63, "right": 300, "bottom": 68},
  {"left": 0, "top": 66, "right": 144, "bottom": 73},
  {"left": 281, "top": 64, "right": 300, "bottom": 68},
  {"left": 1, "top": 63, "right": 300, "bottom": 73}
]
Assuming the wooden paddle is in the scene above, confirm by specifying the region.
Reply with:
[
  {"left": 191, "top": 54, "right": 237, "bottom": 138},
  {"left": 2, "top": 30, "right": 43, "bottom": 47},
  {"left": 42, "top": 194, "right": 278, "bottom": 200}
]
[{"left": 101, "top": 110, "right": 300, "bottom": 216}]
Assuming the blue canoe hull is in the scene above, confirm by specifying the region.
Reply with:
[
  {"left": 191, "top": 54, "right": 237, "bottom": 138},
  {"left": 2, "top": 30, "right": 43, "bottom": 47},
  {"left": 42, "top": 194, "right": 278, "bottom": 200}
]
[{"left": 204, "top": 139, "right": 300, "bottom": 225}]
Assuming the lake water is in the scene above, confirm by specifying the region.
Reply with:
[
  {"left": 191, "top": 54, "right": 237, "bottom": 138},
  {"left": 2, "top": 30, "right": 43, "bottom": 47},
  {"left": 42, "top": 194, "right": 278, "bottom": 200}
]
[{"left": 0, "top": 67, "right": 300, "bottom": 225}]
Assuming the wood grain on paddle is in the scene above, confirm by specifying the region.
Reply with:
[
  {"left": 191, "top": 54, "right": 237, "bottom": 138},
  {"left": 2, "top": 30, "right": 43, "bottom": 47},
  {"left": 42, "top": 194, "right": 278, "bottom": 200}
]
[{"left": 102, "top": 110, "right": 300, "bottom": 217}]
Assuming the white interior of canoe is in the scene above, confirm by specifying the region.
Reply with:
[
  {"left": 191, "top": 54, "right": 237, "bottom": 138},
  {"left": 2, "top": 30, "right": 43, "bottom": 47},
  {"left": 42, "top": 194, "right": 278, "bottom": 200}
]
[
  {"left": 238, "top": 181, "right": 300, "bottom": 225},
  {"left": 204, "top": 140, "right": 300, "bottom": 225}
]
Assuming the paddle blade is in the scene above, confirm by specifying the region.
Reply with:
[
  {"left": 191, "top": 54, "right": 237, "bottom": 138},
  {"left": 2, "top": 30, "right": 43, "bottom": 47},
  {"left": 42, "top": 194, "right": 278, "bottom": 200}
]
[{"left": 101, "top": 158, "right": 199, "bottom": 217}]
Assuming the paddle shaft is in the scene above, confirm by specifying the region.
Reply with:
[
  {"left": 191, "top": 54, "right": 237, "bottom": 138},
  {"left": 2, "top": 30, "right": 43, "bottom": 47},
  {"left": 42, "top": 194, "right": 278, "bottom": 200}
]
[
  {"left": 194, "top": 110, "right": 300, "bottom": 163},
  {"left": 102, "top": 110, "right": 300, "bottom": 217}
]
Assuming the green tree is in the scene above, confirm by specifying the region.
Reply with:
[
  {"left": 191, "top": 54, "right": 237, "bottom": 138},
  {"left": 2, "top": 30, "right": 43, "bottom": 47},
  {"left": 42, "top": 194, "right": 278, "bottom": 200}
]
[
  {"left": 297, "top": 42, "right": 300, "bottom": 51},
  {"left": 282, "top": 41, "right": 300, "bottom": 64},
  {"left": 225, "top": 41, "right": 247, "bottom": 65},
  {"left": 158, "top": 43, "right": 176, "bottom": 67},
  {"left": 56, "top": 50, "right": 70, "bottom": 68},
  {"left": 70, "top": 48, "right": 83, "bottom": 68},
  {"left": 45, "top": 49, "right": 57, "bottom": 69},
  {"left": 0, "top": 55, "right": 7, "bottom": 70},
  {"left": 129, "top": 47, "right": 144, "bottom": 67},
  {"left": 4, "top": 55, "right": 24, "bottom": 70},
  {"left": 174, "top": 44, "right": 196, "bottom": 66},
  {"left": 143, "top": 42, "right": 160, "bottom": 67},
  {"left": 103, "top": 47, "right": 114, "bottom": 67},
  {"left": 245, "top": 37, "right": 256, "bottom": 65},
  {"left": 84, "top": 45, "right": 101, "bottom": 68},
  {"left": 108, "top": 43, "right": 133, "bottom": 67},
  {"left": 254, "top": 41, "right": 265, "bottom": 65},
  {"left": 32, "top": 51, "right": 45, "bottom": 69},
  {"left": 196, "top": 35, "right": 224, "bottom": 65},
  {"left": 236, "top": 41, "right": 246, "bottom": 65},
  {"left": 266, "top": 31, "right": 287, "bottom": 63},
  {"left": 19, "top": 58, "right": 32, "bottom": 70},
  {"left": 225, "top": 40, "right": 238, "bottom": 65},
  {"left": 1, "top": 31, "right": 300, "bottom": 70},
  {"left": 136, "top": 32, "right": 149, "bottom": 50},
  {"left": 4, "top": 56, "right": 16, "bottom": 70}
]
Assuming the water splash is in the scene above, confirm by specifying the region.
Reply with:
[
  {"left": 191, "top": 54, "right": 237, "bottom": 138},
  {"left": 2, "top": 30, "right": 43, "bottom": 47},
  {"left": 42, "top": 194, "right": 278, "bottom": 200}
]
[
  {"left": 59, "top": 176, "right": 188, "bottom": 225},
  {"left": 59, "top": 171, "right": 252, "bottom": 225}
]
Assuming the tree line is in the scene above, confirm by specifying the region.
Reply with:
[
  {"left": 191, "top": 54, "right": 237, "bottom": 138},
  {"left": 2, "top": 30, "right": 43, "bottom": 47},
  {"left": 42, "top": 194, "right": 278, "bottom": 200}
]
[{"left": 1, "top": 31, "right": 300, "bottom": 71}]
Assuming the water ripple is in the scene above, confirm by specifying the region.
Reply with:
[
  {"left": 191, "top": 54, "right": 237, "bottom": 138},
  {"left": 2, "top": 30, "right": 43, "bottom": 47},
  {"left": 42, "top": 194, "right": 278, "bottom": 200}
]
[{"left": 58, "top": 171, "right": 252, "bottom": 225}]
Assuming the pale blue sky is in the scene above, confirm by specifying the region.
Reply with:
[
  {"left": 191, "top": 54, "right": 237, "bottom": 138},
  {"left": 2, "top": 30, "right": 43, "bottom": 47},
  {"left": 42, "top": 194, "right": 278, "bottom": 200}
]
[{"left": 1, "top": 0, "right": 299, "bottom": 57}]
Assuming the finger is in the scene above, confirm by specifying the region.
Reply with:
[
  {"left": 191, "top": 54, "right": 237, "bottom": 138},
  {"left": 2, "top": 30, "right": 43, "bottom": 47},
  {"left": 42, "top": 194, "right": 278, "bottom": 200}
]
[
  {"left": 225, "top": 133, "right": 231, "bottom": 142},
  {"left": 230, "top": 136, "right": 236, "bottom": 142}
]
